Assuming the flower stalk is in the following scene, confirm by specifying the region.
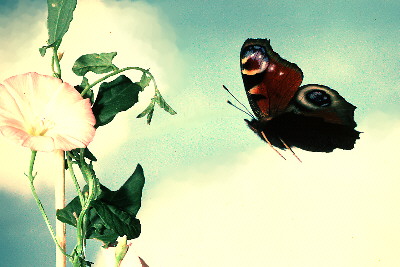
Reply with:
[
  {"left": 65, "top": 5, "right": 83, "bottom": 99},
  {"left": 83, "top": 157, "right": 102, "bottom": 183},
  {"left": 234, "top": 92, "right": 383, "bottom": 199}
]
[
  {"left": 51, "top": 42, "right": 62, "bottom": 79},
  {"left": 66, "top": 152, "right": 85, "bottom": 205},
  {"left": 26, "top": 150, "right": 70, "bottom": 260}
]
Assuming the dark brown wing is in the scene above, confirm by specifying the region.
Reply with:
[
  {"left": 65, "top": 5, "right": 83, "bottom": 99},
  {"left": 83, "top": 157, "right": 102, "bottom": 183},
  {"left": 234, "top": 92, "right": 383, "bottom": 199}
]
[
  {"left": 247, "top": 84, "right": 360, "bottom": 152},
  {"left": 240, "top": 39, "right": 303, "bottom": 119}
]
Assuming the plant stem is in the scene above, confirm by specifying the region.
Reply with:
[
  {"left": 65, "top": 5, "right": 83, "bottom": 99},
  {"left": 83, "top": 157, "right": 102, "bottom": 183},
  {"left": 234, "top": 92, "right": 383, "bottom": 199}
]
[
  {"left": 52, "top": 44, "right": 62, "bottom": 78},
  {"left": 80, "top": 66, "right": 157, "bottom": 97},
  {"left": 66, "top": 152, "right": 85, "bottom": 205},
  {"left": 54, "top": 149, "right": 67, "bottom": 267},
  {"left": 71, "top": 161, "right": 98, "bottom": 266},
  {"left": 26, "top": 150, "right": 70, "bottom": 260}
]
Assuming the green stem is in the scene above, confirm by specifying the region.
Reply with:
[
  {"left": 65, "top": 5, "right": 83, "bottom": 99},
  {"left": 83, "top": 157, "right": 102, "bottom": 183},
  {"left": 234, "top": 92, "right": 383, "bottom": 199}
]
[
  {"left": 27, "top": 150, "right": 36, "bottom": 182},
  {"left": 52, "top": 44, "right": 62, "bottom": 78},
  {"left": 79, "top": 149, "right": 85, "bottom": 169},
  {"left": 26, "top": 150, "right": 70, "bottom": 259},
  {"left": 73, "top": 161, "right": 98, "bottom": 265},
  {"left": 80, "top": 66, "right": 158, "bottom": 97},
  {"left": 66, "top": 152, "right": 85, "bottom": 206}
]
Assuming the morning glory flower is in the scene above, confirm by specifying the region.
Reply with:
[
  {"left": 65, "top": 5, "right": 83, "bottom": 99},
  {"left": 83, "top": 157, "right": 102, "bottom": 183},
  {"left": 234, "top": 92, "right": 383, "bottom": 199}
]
[{"left": 0, "top": 72, "right": 96, "bottom": 152}]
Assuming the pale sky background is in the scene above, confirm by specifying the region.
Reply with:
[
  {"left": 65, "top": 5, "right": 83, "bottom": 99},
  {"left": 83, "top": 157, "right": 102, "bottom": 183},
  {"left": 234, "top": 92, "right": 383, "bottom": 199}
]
[{"left": 0, "top": 0, "right": 399, "bottom": 266}]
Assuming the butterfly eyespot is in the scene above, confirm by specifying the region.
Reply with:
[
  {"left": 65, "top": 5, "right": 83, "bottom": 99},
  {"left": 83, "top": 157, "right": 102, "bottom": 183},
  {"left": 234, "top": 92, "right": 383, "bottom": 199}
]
[
  {"left": 241, "top": 45, "right": 269, "bottom": 75},
  {"left": 305, "top": 90, "right": 331, "bottom": 107},
  {"left": 294, "top": 84, "right": 339, "bottom": 111}
]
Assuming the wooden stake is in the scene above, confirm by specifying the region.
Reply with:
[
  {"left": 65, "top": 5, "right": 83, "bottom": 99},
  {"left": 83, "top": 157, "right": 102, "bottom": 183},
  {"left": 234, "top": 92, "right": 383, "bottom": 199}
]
[{"left": 54, "top": 149, "right": 66, "bottom": 267}]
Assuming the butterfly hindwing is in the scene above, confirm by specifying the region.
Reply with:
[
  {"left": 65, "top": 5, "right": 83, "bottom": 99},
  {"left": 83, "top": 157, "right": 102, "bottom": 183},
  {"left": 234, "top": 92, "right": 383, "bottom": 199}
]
[{"left": 288, "top": 84, "right": 357, "bottom": 128}]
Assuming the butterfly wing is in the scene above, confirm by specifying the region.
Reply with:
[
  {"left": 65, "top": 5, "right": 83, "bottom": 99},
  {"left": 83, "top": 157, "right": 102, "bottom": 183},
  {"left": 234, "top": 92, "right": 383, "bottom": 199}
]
[
  {"left": 248, "top": 84, "right": 360, "bottom": 152},
  {"left": 240, "top": 39, "right": 303, "bottom": 119},
  {"left": 287, "top": 84, "right": 357, "bottom": 127}
]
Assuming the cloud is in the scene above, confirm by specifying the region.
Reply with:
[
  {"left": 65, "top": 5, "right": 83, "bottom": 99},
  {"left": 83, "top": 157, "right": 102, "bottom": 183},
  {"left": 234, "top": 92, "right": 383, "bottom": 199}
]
[
  {"left": 0, "top": 1, "right": 48, "bottom": 79},
  {"left": 0, "top": 0, "right": 183, "bottom": 195},
  {"left": 1, "top": 1, "right": 398, "bottom": 266},
  {"left": 112, "top": 116, "right": 400, "bottom": 267}
]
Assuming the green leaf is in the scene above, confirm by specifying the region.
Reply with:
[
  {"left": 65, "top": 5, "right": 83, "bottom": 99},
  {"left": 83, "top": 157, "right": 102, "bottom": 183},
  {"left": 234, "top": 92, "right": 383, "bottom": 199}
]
[
  {"left": 39, "top": 39, "right": 61, "bottom": 56},
  {"left": 155, "top": 91, "right": 177, "bottom": 115},
  {"left": 89, "top": 201, "right": 141, "bottom": 244},
  {"left": 145, "top": 107, "right": 155, "bottom": 124},
  {"left": 136, "top": 99, "right": 155, "bottom": 124},
  {"left": 136, "top": 72, "right": 151, "bottom": 89},
  {"left": 69, "top": 148, "right": 97, "bottom": 163},
  {"left": 47, "top": 0, "right": 77, "bottom": 44},
  {"left": 56, "top": 196, "right": 80, "bottom": 226},
  {"left": 137, "top": 91, "right": 176, "bottom": 124},
  {"left": 39, "top": 46, "right": 48, "bottom": 57},
  {"left": 108, "top": 164, "right": 145, "bottom": 216},
  {"left": 114, "top": 236, "right": 130, "bottom": 265},
  {"left": 92, "top": 75, "right": 143, "bottom": 127},
  {"left": 83, "top": 148, "right": 97, "bottom": 162},
  {"left": 72, "top": 52, "right": 118, "bottom": 76},
  {"left": 57, "top": 164, "right": 145, "bottom": 247}
]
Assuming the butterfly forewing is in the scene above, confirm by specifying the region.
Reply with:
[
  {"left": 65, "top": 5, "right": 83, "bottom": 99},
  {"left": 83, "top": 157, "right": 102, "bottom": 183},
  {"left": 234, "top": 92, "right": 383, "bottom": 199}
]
[{"left": 240, "top": 39, "right": 303, "bottom": 119}]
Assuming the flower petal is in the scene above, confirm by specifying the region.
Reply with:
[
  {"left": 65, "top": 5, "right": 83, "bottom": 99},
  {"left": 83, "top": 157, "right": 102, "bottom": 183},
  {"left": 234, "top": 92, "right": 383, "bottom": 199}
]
[
  {"left": 22, "top": 135, "right": 55, "bottom": 152},
  {"left": 0, "top": 72, "right": 96, "bottom": 152},
  {"left": 0, "top": 84, "right": 27, "bottom": 125},
  {"left": 0, "top": 125, "right": 31, "bottom": 147}
]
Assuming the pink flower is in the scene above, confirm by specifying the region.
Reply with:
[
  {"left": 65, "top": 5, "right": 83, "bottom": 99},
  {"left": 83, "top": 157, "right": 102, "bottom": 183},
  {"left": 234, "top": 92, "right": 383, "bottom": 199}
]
[{"left": 0, "top": 72, "right": 96, "bottom": 152}]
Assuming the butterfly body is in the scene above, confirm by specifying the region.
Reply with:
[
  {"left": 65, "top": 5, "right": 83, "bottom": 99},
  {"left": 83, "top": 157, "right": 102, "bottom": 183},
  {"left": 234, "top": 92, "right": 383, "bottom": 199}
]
[{"left": 240, "top": 39, "right": 360, "bottom": 153}]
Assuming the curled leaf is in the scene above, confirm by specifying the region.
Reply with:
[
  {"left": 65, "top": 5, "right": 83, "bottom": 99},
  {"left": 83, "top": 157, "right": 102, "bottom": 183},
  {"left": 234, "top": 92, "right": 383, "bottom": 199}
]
[
  {"left": 136, "top": 99, "right": 155, "bottom": 124},
  {"left": 155, "top": 90, "right": 177, "bottom": 115},
  {"left": 136, "top": 72, "right": 152, "bottom": 89},
  {"left": 72, "top": 52, "right": 118, "bottom": 76},
  {"left": 137, "top": 90, "right": 176, "bottom": 124},
  {"left": 115, "top": 235, "right": 130, "bottom": 266}
]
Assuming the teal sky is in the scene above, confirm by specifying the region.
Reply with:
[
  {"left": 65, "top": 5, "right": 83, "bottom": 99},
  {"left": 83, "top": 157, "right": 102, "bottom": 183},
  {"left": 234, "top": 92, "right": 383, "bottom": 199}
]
[{"left": 0, "top": 0, "right": 399, "bottom": 266}]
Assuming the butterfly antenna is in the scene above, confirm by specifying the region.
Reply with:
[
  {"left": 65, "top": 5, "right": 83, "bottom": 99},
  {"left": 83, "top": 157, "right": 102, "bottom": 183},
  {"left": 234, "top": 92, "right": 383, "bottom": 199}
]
[
  {"left": 260, "top": 131, "right": 286, "bottom": 160},
  {"left": 227, "top": 100, "right": 255, "bottom": 118},
  {"left": 278, "top": 137, "right": 302, "bottom": 163},
  {"left": 223, "top": 85, "right": 256, "bottom": 119}
]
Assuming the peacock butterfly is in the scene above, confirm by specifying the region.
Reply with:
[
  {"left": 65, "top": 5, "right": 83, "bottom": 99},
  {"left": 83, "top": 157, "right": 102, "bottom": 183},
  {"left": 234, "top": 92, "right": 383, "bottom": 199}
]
[{"left": 232, "top": 38, "right": 360, "bottom": 160}]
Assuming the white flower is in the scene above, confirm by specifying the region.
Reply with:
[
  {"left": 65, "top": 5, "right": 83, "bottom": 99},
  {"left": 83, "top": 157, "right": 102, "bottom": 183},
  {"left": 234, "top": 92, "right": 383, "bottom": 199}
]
[{"left": 0, "top": 72, "right": 96, "bottom": 152}]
